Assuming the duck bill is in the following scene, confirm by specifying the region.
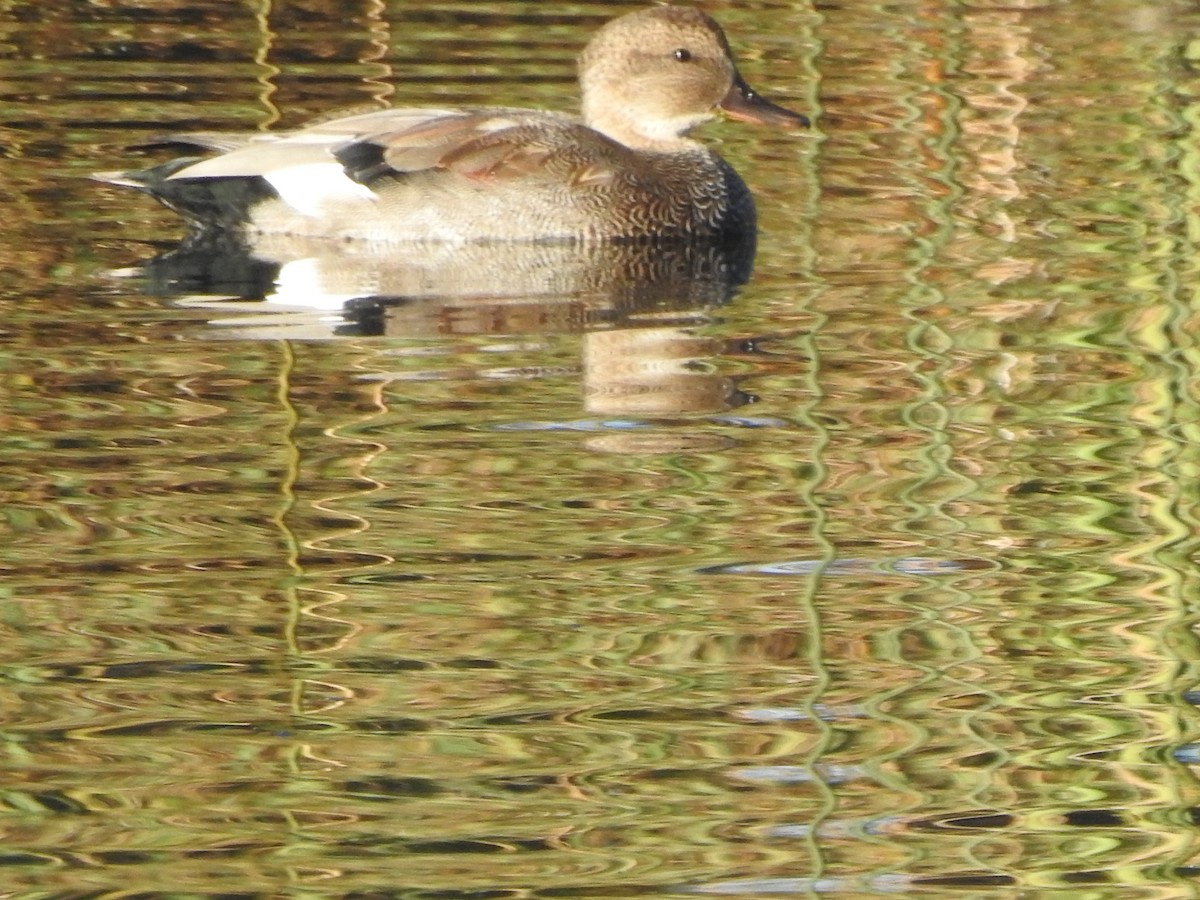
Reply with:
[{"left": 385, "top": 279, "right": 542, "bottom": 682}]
[{"left": 719, "top": 74, "right": 810, "bottom": 129}]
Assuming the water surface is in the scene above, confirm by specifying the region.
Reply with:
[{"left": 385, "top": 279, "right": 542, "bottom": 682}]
[{"left": 3, "top": 0, "right": 1200, "bottom": 896}]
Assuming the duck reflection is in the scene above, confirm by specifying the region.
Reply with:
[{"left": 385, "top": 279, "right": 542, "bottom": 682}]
[{"left": 135, "top": 232, "right": 758, "bottom": 442}]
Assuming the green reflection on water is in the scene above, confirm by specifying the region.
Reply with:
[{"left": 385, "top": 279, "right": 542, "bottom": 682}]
[{"left": 2, "top": 0, "right": 1200, "bottom": 896}]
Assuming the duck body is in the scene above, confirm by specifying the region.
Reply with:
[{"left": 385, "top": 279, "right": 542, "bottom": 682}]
[{"left": 99, "top": 6, "right": 808, "bottom": 244}]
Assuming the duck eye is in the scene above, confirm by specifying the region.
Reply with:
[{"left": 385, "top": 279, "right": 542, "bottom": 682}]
[{"left": 673, "top": 48, "right": 692, "bottom": 62}]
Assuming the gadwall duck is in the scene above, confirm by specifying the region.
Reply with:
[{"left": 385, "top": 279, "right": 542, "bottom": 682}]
[{"left": 97, "top": 6, "right": 809, "bottom": 243}]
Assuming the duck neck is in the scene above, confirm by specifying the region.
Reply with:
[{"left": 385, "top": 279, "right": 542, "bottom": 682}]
[{"left": 583, "top": 103, "right": 702, "bottom": 154}]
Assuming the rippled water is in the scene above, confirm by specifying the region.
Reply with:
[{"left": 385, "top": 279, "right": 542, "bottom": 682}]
[{"left": 4, "top": 0, "right": 1200, "bottom": 896}]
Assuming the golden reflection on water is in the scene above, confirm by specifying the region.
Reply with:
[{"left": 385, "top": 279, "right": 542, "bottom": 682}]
[{"left": 3, "top": 0, "right": 1200, "bottom": 896}]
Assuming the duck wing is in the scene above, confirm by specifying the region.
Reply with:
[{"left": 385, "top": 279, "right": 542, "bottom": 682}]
[
  {"left": 336, "top": 110, "right": 626, "bottom": 188},
  {"left": 117, "top": 108, "right": 628, "bottom": 223},
  {"left": 157, "top": 109, "right": 461, "bottom": 181}
]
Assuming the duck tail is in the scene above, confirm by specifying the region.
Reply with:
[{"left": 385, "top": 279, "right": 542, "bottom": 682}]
[
  {"left": 91, "top": 169, "right": 149, "bottom": 190},
  {"left": 92, "top": 157, "right": 204, "bottom": 192}
]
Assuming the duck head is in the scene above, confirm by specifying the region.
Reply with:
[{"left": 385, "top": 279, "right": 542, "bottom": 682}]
[{"left": 578, "top": 6, "right": 810, "bottom": 151}]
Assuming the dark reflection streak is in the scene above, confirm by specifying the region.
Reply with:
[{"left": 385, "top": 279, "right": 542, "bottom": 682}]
[
  {"left": 795, "top": 301, "right": 836, "bottom": 884},
  {"left": 778, "top": 2, "right": 832, "bottom": 881},
  {"left": 1158, "top": 22, "right": 1200, "bottom": 890},
  {"left": 953, "top": 6, "right": 1033, "bottom": 835}
]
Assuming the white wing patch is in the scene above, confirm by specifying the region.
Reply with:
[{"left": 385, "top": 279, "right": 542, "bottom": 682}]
[
  {"left": 264, "top": 163, "right": 378, "bottom": 218},
  {"left": 165, "top": 137, "right": 378, "bottom": 218}
]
